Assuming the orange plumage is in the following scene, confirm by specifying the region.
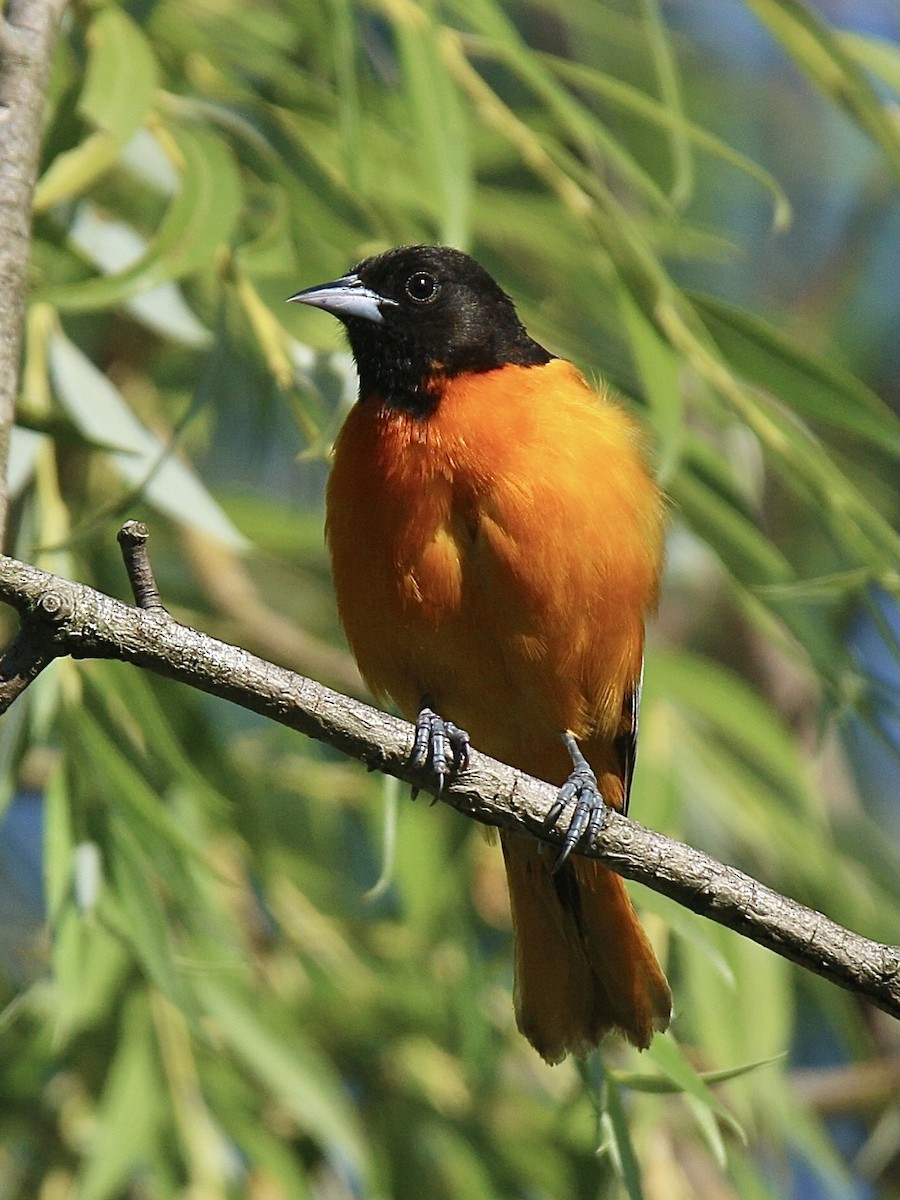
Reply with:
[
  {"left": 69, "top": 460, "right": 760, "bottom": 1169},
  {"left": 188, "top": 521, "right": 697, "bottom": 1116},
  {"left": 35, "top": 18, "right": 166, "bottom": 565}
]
[{"left": 292, "top": 246, "right": 671, "bottom": 1062}]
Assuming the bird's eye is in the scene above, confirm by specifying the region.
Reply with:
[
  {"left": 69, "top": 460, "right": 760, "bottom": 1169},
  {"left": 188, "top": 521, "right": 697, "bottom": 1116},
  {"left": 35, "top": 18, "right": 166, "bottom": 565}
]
[{"left": 405, "top": 271, "right": 439, "bottom": 303}]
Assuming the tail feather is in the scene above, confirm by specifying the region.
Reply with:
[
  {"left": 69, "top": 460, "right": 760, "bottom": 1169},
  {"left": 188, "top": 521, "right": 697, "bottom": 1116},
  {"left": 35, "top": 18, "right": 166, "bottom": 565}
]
[{"left": 501, "top": 831, "right": 671, "bottom": 1064}]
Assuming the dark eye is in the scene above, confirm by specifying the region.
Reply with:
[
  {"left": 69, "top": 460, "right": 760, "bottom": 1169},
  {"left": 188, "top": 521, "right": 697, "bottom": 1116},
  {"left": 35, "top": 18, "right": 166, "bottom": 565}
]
[{"left": 405, "top": 271, "right": 438, "bottom": 303}]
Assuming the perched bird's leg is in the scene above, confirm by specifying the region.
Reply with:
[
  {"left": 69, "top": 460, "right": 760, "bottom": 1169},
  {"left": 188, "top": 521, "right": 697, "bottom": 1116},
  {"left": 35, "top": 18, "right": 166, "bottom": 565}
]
[
  {"left": 544, "top": 731, "right": 607, "bottom": 871},
  {"left": 409, "top": 700, "right": 471, "bottom": 802}
]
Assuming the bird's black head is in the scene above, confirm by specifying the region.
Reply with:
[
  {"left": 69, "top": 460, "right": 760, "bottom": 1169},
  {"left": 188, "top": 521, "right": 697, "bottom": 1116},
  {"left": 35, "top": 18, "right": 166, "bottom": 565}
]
[{"left": 289, "top": 245, "right": 552, "bottom": 416}]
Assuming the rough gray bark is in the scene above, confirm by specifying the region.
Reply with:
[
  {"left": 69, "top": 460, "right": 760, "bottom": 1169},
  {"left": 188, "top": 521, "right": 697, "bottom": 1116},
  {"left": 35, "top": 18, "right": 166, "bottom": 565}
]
[
  {"left": 0, "top": 0, "right": 68, "bottom": 544},
  {"left": 2, "top": 549, "right": 898, "bottom": 1021}
]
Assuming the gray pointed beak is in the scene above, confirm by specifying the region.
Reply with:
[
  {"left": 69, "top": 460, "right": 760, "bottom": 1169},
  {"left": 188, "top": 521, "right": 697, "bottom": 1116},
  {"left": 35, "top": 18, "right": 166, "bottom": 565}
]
[{"left": 287, "top": 273, "right": 397, "bottom": 324}]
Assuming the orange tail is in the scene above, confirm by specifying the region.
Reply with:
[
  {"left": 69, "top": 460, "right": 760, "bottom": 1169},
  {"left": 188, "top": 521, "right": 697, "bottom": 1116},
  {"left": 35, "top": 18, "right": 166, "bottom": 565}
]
[{"left": 500, "top": 831, "right": 671, "bottom": 1063}]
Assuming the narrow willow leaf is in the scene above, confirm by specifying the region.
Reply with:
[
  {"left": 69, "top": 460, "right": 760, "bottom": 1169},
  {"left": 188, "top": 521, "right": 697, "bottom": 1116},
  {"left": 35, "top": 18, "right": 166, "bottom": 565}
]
[
  {"left": 685, "top": 1094, "right": 728, "bottom": 1170},
  {"left": 78, "top": 9, "right": 158, "bottom": 137},
  {"left": 423, "top": 1122, "right": 500, "bottom": 1198},
  {"left": 103, "top": 815, "right": 191, "bottom": 1009},
  {"left": 48, "top": 328, "right": 247, "bottom": 548},
  {"left": 69, "top": 204, "right": 212, "bottom": 347},
  {"left": 5, "top": 427, "right": 43, "bottom": 498},
  {"left": 542, "top": 55, "right": 791, "bottom": 229},
  {"left": 76, "top": 992, "right": 164, "bottom": 1200},
  {"left": 839, "top": 31, "right": 900, "bottom": 94},
  {"left": 612, "top": 1051, "right": 783, "bottom": 1093},
  {"left": 328, "top": 0, "right": 363, "bottom": 191},
  {"left": 754, "top": 567, "right": 880, "bottom": 601},
  {"left": 34, "top": 8, "right": 158, "bottom": 210},
  {"left": 76, "top": 709, "right": 211, "bottom": 879},
  {"left": 743, "top": 0, "right": 900, "bottom": 176},
  {"left": 645, "top": 1032, "right": 745, "bottom": 1147},
  {"left": 395, "top": 18, "right": 472, "bottom": 246},
  {"left": 693, "top": 292, "right": 900, "bottom": 454},
  {"left": 49, "top": 906, "right": 130, "bottom": 1044},
  {"left": 41, "top": 124, "right": 242, "bottom": 311},
  {"left": 600, "top": 1076, "right": 645, "bottom": 1200},
  {"left": 43, "top": 763, "right": 73, "bottom": 927},
  {"left": 651, "top": 650, "right": 817, "bottom": 819},
  {"left": 668, "top": 461, "right": 794, "bottom": 586},
  {"left": 617, "top": 281, "right": 685, "bottom": 484},
  {"left": 653, "top": 294, "right": 900, "bottom": 574},
  {"left": 447, "top": 1, "right": 676, "bottom": 215},
  {"left": 637, "top": 0, "right": 694, "bottom": 206},
  {"left": 87, "top": 664, "right": 229, "bottom": 818},
  {"left": 363, "top": 773, "right": 400, "bottom": 901},
  {"left": 166, "top": 95, "right": 376, "bottom": 253},
  {"left": 196, "top": 980, "right": 370, "bottom": 1177}
]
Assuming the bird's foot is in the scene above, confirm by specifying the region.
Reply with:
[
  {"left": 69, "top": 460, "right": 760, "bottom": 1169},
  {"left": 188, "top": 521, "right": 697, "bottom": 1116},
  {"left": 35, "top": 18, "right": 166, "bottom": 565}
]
[
  {"left": 543, "top": 732, "right": 608, "bottom": 871},
  {"left": 409, "top": 706, "right": 470, "bottom": 803}
]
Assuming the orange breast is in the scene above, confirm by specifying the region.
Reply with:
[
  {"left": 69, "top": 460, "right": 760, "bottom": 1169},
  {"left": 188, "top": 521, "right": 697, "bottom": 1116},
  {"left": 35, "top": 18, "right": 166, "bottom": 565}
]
[{"left": 325, "top": 359, "right": 664, "bottom": 783}]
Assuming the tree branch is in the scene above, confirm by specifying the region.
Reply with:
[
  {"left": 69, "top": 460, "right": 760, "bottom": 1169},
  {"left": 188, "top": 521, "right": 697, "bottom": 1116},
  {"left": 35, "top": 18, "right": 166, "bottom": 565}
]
[
  {"left": 1, "top": 549, "right": 898, "bottom": 1021},
  {"left": 0, "top": 0, "right": 68, "bottom": 545}
]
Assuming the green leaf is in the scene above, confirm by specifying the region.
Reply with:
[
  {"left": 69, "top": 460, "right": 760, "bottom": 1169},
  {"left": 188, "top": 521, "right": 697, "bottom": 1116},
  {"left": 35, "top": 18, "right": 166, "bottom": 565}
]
[
  {"left": 48, "top": 327, "right": 247, "bottom": 547},
  {"left": 48, "top": 905, "right": 131, "bottom": 1044},
  {"left": 651, "top": 651, "right": 816, "bottom": 819},
  {"left": 645, "top": 1032, "right": 746, "bottom": 1153},
  {"left": 617, "top": 280, "right": 685, "bottom": 484},
  {"left": 44, "top": 763, "right": 74, "bottom": 925},
  {"left": 693, "top": 292, "right": 900, "bottom": 454},
  {"left": 612, "top": 1051, "right": 783, "bottom": 1093},
  {"left": 102, "top": 814, "right": 191, "bottom": 1009},
  {"left": 41, "top": 124, "right": 242, "bottom": 311},
  {"left": 5, "top": 427, "right": 43, "bottom": 499},
  {"left": 68, "top": 204, "right": 212, "bottom": 347},
  {"left": 669, "top": 443, "right": 794, "bottom": 586},
  {"left": 543, "top": 54, "right": 791, "bottom": 229},
  {"left": 599, "top": 1074, "right": 644, "bottom": 1200},
  {"left": 743, "top": 0, "right": 900, "bottom": 177},
  {"left": 79, "top": 9, "right": 159, "bottom": 138},
  {"left": 396, "top": 18, "right": 472, "bottom": 246},
  {"left": 451, "top": 2, "right": 677, "bottom": 216},
  {"left": 637, "top": 0, "right": 694, "bottom": 207},
  {"left": 195, "top": 980, "right": 370, "bottom": 1177},
  {"left": 76, "top": 991, "right": 164, "bottom": 1200},
  {"left": 753, "top": 567, "right": 880, "bottom": 601},
  {"left": 838, "top": 31, "right": 900, "bottom": 94},
  {"left": 34, "top": 9, "right": 158, "bottom": 210},
  {"left": 75, "top": 707, "right": 212, "bottom": 885},
  {"left": 362, "top": 773, "right": 400, "bottom": 901}
]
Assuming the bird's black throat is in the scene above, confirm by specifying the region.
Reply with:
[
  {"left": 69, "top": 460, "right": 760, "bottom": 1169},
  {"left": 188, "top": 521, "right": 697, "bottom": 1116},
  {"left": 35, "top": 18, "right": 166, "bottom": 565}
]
[{"left": 345, "top": 312, "right": 553, "bottom": 419}]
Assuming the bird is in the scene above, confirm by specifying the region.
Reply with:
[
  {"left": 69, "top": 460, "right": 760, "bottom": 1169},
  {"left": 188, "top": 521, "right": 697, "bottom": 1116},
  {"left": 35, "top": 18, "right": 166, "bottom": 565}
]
[{"left": 289, "top": 245, "right": 671, "bottom": 1063}]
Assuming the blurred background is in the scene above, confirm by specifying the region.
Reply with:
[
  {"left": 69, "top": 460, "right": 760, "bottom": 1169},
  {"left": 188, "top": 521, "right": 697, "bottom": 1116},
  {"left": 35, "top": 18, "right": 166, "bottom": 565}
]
[{"left": 1, "top": 0, "right": 898, "bottom": 1197}]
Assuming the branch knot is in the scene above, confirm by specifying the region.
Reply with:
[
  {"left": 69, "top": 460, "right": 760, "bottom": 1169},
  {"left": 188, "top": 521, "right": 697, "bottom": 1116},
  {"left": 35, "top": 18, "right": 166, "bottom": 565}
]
[{"left": 35, "top": 586, "right": 74, "bottom": 623}]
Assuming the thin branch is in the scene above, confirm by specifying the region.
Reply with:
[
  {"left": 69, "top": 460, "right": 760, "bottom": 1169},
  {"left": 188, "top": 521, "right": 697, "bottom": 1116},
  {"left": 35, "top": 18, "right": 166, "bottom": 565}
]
[
  {"left": 0, "top": 610, "right": 57, "bottom": 709},
  {"left": 1, "top": 549, "right": 898, "bottom": 1021},
  {"left": 117, "top": 520, "right": 169, "bottom": 613},
  {"left": 0, "top": 0, "right": 68, "bottom": 545}
]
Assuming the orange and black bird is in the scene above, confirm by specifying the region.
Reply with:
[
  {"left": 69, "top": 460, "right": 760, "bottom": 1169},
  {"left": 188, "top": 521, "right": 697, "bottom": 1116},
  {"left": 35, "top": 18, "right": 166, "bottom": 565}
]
[{"left": 289, "top": 245, "right": 671, "bottom": 1063}]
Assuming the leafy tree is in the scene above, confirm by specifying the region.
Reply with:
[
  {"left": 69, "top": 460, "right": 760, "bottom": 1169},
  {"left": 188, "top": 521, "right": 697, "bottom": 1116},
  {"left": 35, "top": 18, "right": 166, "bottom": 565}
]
[{"left": 0, "top": 1, "right": 897, "bottom": 1197}]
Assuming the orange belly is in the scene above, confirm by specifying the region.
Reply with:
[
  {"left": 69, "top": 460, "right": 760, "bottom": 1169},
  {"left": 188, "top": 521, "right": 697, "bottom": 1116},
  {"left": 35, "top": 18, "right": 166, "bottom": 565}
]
[{"left": 325, "top": 359, "right": 663, "bottom": 782}]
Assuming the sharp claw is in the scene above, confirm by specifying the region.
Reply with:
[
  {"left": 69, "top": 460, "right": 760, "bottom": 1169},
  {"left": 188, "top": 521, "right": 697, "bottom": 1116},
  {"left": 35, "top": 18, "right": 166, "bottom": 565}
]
[
  {"left": 444, "top": 721, "right": 470, "bottom": 772},
  {"left": 543, "top": 799, "right": 565, "bottom": 831},
  {"left": 552, "top": 840, "right": 576, "bottom": 873},
  {"left": 408, "top": 706, "right": 470, "bottom": 799},
  {"left": 549, "top": 743, "right": 607, "bottom": 869},
  {"left": 553, "top": 802, "right": 589, "bottom": 872}
]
